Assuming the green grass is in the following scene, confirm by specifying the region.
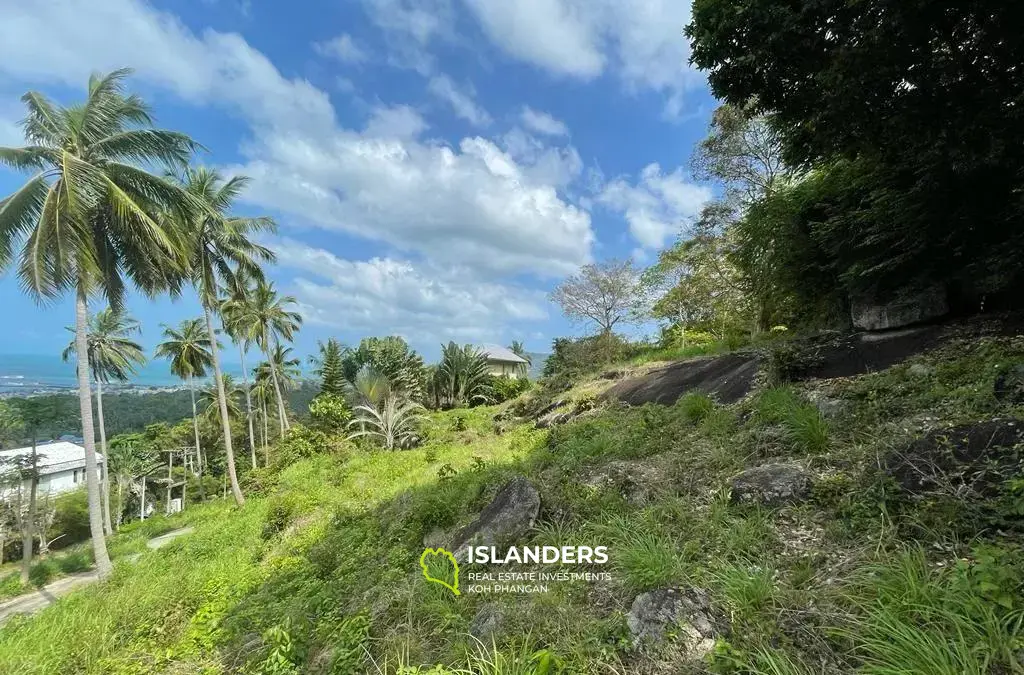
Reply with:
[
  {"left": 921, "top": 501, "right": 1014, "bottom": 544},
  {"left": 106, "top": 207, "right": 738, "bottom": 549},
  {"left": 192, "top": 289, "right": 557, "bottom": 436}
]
[{"left": 3, "top": 336, "right": 1024, "bottom": 673}]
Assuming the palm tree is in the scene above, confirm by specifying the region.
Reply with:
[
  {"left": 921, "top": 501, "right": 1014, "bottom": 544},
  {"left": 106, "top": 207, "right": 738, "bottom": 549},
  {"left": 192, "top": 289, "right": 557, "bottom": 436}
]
[
  {"left": 62, "top": 308, "right": 145, "bottom": 535},
  {"left": 345, "top": 365, "right": 392, "bottom": 408},
  {"left": 346, "top": 396, "right": 426, "bottom": 450},
  {"left": 154, "top": 319, "right": 213, "bottom": 500},
  {"left": 431, "top": 342, "right": 493, "bottom": 409},
  {"left": 0, "top": 69, "right": 198, "bottom": 578},
  {"left": 235, "top": 281, "right": 302, "bottom": 436},
  {"left": 221, "top": 272, "right": 260, "bottom": 469},
  {"left": 250, "top": 375, "right": 273, "bottom": 466},
  {"left": 199, "top": 375, "right": 243, "bottom": 425},
  {"left": 173, "top": 166, "right": 275, "bottom": 507},
  {"left": 509, "top": 340, "right": 532, "bottom": 377}
]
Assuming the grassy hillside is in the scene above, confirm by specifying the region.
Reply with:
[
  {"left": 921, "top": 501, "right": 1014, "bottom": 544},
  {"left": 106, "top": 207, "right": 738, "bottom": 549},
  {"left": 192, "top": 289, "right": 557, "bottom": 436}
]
[{"left": 1, "top": 334, "right": 1023, "bottom": 674}]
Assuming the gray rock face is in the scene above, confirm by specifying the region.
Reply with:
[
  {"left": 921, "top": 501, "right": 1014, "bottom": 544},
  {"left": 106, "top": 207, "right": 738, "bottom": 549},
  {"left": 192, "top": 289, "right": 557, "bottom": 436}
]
[
  {"left": 729, "top": 463, "right": 811, "bottom": 506},
  {"left": 450, "top": 476, "right": 540, "bottom": 562},
  {"left": 804, "top": 390, "right": 846, "bottom": 419},
  {"left": 851, "top": 284, "right": 948, "bottom": 331},
  {"left": 469, "top": 605, "right": 503, "bottom": 639},
  {"left": 627, "top": 587, "right": 719, "bottom": 658}
]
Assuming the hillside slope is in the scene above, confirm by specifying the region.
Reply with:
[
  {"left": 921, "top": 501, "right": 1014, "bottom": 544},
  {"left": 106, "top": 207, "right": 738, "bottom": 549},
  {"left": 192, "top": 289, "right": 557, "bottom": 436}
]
[{"left": 1, "top": 331, "right": 1023, "bottom": 674}]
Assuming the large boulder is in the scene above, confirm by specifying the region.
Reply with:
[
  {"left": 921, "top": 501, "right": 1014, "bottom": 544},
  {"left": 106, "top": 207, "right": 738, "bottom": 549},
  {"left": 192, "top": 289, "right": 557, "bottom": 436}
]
[
  {"left": 450, "top": 476, "right": 540, "bottom": 562},
  {"left": 627, "top": 587, "right": 720, "bottom": 659},
  {"left": 729, "top": 463, "right": 811, "bottom": 506},
  {"left": 851, "top": 285, "right": 948, "bottom": 331},
  {"left": 885, "top": 419, "right": 1024, "bottom": 498}
]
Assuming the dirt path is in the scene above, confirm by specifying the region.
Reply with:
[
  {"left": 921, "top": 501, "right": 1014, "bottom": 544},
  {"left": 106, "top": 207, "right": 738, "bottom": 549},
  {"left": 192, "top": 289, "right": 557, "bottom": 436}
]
[{"left": 0, "top": 526, "right": 194, "bottom": 627}]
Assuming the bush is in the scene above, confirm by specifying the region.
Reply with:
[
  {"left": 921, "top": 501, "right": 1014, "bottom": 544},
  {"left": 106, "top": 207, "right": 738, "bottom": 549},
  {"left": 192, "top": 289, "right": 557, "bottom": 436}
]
[
  {"left": 543, "top": 333, "right": 640, "bottom": 378},
  {"left": 273, "top": 425, "right": 331, "bottom": 469},
  {"left": 489, "top": 375, "right": 532, "bottom": 403},
  {"left": 49, "top": 488, "right": 91, "bottom": 549},
  {"left": 679, "top": 392, "right": 716, "bottom": 423},
  {"left": 659, "top": 324, "right": 719, "bottom": 350},
  {"left": 308, "top": 393, "right": 351, "bottom": 432}
]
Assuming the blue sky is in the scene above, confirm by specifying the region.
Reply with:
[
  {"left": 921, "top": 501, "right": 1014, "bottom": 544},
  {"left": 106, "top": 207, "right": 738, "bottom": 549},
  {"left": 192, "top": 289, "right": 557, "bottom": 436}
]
[{"left": 0, "top": 0, "right": 717, "bottom": 364}]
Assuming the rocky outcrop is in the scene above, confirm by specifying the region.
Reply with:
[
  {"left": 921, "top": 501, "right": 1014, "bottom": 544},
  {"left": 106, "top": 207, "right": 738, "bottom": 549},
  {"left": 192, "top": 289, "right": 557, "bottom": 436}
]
[
  {"left": 627, "top": 587, "right": 720, "bottom": 658},
  {"left": 885, "top": 419, "right": 1024, "bottom": 499},
  {"left": 729, "top": 463, "right": 811, "bottom": 506},
  {"left": 604, "top": 353, "right": 760, "bottom": 407},
  {"left": 449, "top": 476, "right": 540, "bottom": 562},
  {"left": 851, "top": 285, "right": 948, "bottom": 331}
]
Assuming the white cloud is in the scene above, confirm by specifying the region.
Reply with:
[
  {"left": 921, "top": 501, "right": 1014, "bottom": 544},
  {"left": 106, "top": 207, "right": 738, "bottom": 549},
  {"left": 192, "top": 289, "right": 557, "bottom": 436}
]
[
  {"left": 360, "top": 0, "right": 453, "bottom": 73},
  {"left": 427, "top": 75, "right": 492, "bottom": 127},
  {"left": 520, "top": 107, "right": 568, "bottom": 137},
  {"left": 0, "top": 0, "right": 594, "bottom": 279},
  {"left": 599, "top": 163, "right": 711, "bottom": 249},
  {"left": 272, "top": 238, "right": 547, "bottom": 343},
  {"left": 501, "top": 127, "right": 581, "bottom": 188},
  {"left": 314, "top": 33, "right": 368, "bottom": 64}
]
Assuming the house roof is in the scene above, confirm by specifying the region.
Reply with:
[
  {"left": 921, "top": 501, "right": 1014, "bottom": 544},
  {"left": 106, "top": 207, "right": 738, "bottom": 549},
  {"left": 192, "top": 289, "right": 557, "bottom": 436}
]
[
  {"left": 0, "top": 442, "right": 104, "bottom": 476},
  {"left": 478, "top": 344, "right": 528, "bottom": 364}
]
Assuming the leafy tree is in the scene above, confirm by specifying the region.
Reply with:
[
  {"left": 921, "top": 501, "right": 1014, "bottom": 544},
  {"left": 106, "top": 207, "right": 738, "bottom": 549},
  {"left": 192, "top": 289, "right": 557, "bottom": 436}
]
[
  {"left": 347, "top": 396, "right": 425, "bottom": 450},
  {"left": 341, "top": 337, "right": 426, "bottom": 400},
  {"left": 0, "top": 69, "right": 199, "bottom": 578},
  {"left": 106, "top": 432, "right": 161, "bottom": 528},
  {"left": 310, "top": 338, "right": 346, "bottom": 396},
  {"left": 62, "top": 307, "right": 145, "bottom": 534},
  {"left": 154, "top": 318, "right": 213, "bottom": 500},
  {"left": 549, "top": 259, "right": 641, "bottom": 335},
  {"left": 173, "top": 167, "right": 275, "bottom": 507},
  {"left": 430, "top": 342, "right": 493, "bottom": 409},
  {"left": 308, "top": 394, "right": 350, "bottom": 433}
]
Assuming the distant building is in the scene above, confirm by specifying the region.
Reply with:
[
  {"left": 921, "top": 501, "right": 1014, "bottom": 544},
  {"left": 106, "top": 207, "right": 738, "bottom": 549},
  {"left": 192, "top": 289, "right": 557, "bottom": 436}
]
[
  {"left": 477, "top": 344, "right": 529, "bottom": 379},
  {"left": 0, "top": 442, "right": 104, "bottom": 496}
]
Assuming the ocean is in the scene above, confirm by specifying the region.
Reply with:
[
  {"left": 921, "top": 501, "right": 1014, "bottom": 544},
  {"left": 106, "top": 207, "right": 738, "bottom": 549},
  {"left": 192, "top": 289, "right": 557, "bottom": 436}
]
[{"left": 0, "top": 353, "right": 249, "bottom": 396}]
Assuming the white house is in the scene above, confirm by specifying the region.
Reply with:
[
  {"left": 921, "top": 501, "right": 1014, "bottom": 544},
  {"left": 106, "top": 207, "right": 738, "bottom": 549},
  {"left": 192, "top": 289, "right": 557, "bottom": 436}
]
[
  {"left": 478, "top": 344, "right": 529, "bottom": 379},
  {"left": 0, "top": 442, "right": 104, "bottom": 496}
]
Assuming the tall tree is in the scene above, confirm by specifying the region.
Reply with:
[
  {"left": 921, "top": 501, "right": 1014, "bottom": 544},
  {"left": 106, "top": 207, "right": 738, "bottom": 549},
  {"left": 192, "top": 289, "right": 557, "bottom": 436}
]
[
  {"left": 233, "top": 280, "right": 302, "bottom": 436},
  {"left": 310, "top": 338, "right": 346, "bottom": 396},
  {"left": 0, "top": 69, "right": 198, "bottom": 578},
  {"left": 340, "top": 336, "right": 426, "bottom": 400},
  {"left": 154, "top": 318, "right": 213, "bottom": 500},
  {"left": 508, "top": 341, "right": 532, "bottom": 377},
  {"left": 549, "top": 259, "right": 641, "bottom": 335},
  {"left": 173, "top": 166, "right": 275, "bottom": 507},
  {"left": 62, "top": 307, "right": 145, "bottom": 534},
  {"left": 221, "top": 271, "right": 260, "bottom": 469}
]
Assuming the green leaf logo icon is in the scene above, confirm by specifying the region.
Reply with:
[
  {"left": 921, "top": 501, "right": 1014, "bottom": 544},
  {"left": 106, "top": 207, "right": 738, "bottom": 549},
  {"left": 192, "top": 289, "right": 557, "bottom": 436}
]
[{"left": 420, "top": 547, "right": 460, "bottom": 596}]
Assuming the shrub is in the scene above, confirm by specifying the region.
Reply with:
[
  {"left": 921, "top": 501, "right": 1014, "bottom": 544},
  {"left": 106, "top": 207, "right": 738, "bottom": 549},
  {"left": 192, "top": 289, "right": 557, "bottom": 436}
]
[
  {"left": 489, "top": 375, "right": 532, "bottom": 403},
  {"left": 49, "top": 488, "right": 91, "bottom": 549},
  {"left": 659, "top": 324, "right": 718, "bottom": 350},
  {"left": 543, "top": 333, "right": 639, "bottom": 378},
  {"left": 273, "top": 425, "right": 331, "bottom": 468},
  {"left": 678, "top": 392, "right": 716, "bottom": 423},
  {"left": 754, "top": 387, "right": 830, "bottom": 454},
  {"left": 308, "top": 393, "right": 351, "bottom": 432}
]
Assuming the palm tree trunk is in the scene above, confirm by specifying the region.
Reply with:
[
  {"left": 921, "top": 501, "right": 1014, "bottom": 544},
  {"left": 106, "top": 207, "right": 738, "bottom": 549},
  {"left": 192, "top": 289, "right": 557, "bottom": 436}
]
[
  {"left": 75, "top": 288, "right": 113, "bottom": 579},
  {"left": 262, "top": 398, "right": 270, "bottom": 466},
  {"left": 203, "top": 302, "right": 245, "bottom": 506},
  {"left": 189, "top": 375, "right": 206, "bottom": 501},
  {"left": 239, "top": 343, "right": 257, "bottom": 469},
  {"left": 95, "top": 375, "right": 114, "bottom": 536},
  {"left": 265, "top": 344, "right": 289, "bottom": 435},
  {"left": 20, "top": 439, "right": 38, "bottom": 585}
]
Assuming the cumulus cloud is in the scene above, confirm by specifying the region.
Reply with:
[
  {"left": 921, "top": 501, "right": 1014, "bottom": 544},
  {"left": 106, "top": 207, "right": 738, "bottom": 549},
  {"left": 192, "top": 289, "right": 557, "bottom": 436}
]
[
  {"left": 0, "top": 0, "right": 595, "bottom": 279},
  {"left": 271, "top": 238, "right": 548, "bottom": 342},
  {"left": 520, "top": 107, "right": 568, "bottom": 137},
  {"left": 599, "top": 163, "right": 711, "bottom": 249},
  {"left": 427, "top": 75, "right": 492, "bottom": 127},
  {"left": 314, "top": 33, "right": 369, "bottom": 64}
]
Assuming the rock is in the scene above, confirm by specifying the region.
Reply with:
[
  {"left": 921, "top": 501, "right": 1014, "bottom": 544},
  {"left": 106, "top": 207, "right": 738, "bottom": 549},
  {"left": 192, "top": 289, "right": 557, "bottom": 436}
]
[
  {"left": 850, "top": 284, "right": 948, "bottom": 331},
  {"left": 535, "top": 410, "right": 573, "bottom": 429},
  {"left": 994, "top": 364, "right": 1024, "bottom": 404},
  {"left": 469, "top": 605, "right": 503, "bottom": 639},
  {"left": 804, "top": 390, "right": 846, "bottom": 419},
  {"left": 423, "top": 527, "right": 447, "bottom": 549},
  {"left": 627, "top": 587, "right": 719, "bottom": 658},
  {"left": 908, "top": 363, "right": 934, "bottom": 377},
  {"left": 450, "top": 476, "right": 540, "bottom": 562},
  {"left": 885, "top": 419, "right": 1024, "bottom": 498},
  {"left": 729, "top": 463, "right": 811, "bottom": 506},
  {"left": 585, "top": 459, "right": 666, "bottom": 506}
]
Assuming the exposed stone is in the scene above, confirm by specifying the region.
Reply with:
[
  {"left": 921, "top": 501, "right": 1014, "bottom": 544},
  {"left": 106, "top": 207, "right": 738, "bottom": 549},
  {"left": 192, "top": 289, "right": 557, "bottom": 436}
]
[
  {"left": 885, "top": 419, "right": 1024, "bottom": 499},
  {"left": 851, "top": 284, "right": 948, "bottom": 331},
  {"left": 450, "top": 476, "right": 540, "bottom": 562},
  {"left": 469, "top": 605, "right": 503, "bottom": 639},
  {"left": 908, "top": 363, "right": 934, "bottom": 377},
  {"left": 994, "top": 364, "right": 1024, "bottom": 404},
  {"left": 627, "top": 587, "right": 719, "bottom": 659},
  {"left": 604, "top": 353, "right": 760, "bottom": 406},
  {"left": 729, "top": 463, "right": 811, "bottom": 506},
  {"left": 804, "top": 390, "right": 846, "bottom": 419},
  {"left": 585, "top": 459, "right": 666, "bottom": 506}
]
